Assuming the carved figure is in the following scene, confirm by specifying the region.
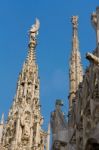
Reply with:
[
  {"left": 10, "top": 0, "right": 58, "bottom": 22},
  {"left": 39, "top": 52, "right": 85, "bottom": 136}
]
[
  {"left": 51, "top": 100, "right": 66, "bottom": 134},
  {"left": 30, "top": 18, "right": 40, "bottom": 39},
  {"left": 71, "top": 16, "right": 78, "bottom": 28},
  {"left": 21, "top": 111, "right": 31, "bottom": 141}
]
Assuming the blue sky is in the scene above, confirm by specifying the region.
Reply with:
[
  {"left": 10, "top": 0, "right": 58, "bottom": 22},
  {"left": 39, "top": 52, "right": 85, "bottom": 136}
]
[{"left": 0, "top": 0, "right": 99, "bottom": 130}]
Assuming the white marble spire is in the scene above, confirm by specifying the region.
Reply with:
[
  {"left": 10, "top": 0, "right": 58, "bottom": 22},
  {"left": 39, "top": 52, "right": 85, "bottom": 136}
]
[{"left": 69, "top": 16, "right": 83, "bottom": 109}]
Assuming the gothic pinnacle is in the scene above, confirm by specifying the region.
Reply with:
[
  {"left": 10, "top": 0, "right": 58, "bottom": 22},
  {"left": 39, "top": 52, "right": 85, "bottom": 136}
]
[
  {"left": 27, "top": 18, "right": 40, "bottom": 65},
  {"left": 69, "top": 16, "right": 83, "bottom": 109}
]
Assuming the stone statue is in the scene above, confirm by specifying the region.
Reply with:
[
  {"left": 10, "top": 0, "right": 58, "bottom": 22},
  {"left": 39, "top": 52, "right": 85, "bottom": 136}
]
[
  {"left": 51, "top": 100, "right": 66, "bottom": 134},
  {"left": 29, "top": 18, "right": 40, "bottom": 39},
  {"left": 71, "top": 16, "right": 78, "bottom": 29},
  {"left": 21, "top": 110, "right": 31, "bottom": 142}
]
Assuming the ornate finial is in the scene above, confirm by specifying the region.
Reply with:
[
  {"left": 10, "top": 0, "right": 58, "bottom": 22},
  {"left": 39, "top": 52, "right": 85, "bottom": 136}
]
[{"left": 71, "top": 16, "right": 78, "bottom": 29}]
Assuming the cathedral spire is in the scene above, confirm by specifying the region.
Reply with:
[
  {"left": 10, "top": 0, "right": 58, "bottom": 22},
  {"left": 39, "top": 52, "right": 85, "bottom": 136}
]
[
  {"left": 69, "top": 16, "right": 83, "bottom": 109},
  {"left": 1, "top": 19, "right": 47, "bottom": 150},
  {"left": 27, "top": 18, "right": 40, "bottom": 65}
]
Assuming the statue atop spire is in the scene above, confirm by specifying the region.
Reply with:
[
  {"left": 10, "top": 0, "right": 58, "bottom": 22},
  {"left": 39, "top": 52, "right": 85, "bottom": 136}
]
[
  {"left": 27, "top": 18, "right": 40, "bottom": 65},
  {"left": 30, "top": 18, "right": 40, "bottom": 34},
  {"left": 71, "top": 16, "right": 78, "bottom": 29},
  {"left": 29, "top": 18, "right": 40, "bottom": 46},
  {"left": 71, "top": 16, "right": 79, "bottom": 49}
]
